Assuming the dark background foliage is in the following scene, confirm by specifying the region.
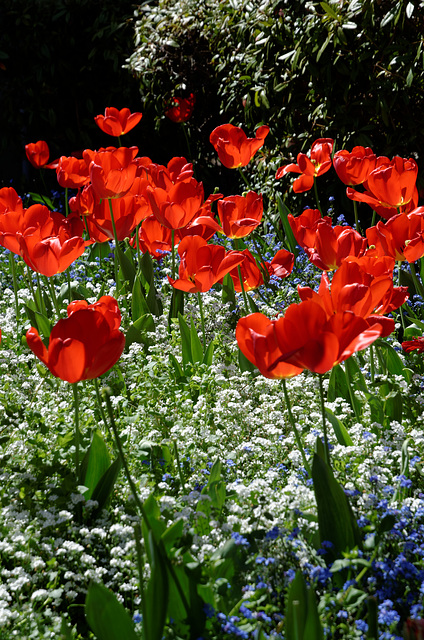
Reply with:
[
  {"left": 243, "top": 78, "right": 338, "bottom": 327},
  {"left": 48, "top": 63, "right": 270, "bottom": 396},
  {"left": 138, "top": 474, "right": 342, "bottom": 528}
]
[{"left": 0, "top": 0, "right": 142, "bottom": 191}]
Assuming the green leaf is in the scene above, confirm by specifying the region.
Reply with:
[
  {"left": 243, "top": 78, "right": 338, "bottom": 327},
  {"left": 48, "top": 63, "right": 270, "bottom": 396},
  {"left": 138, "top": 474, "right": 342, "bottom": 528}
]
[
  {"left": 132, "top": 274, "right": 149, "bottom": 320},
  {"left": 168, "top": 288, "right": 185, "bottom": 323},
  {"left": 238, "top": 347, "right": 256, "bottom": 373},
  {"left": 190, "top": 317, "right": 203, "bottom": 364},
  {"left": 203, "top": 340, "right": 215, "bottom": 367},
  {"left": 85, "top": 581, "right": 139, "bottom": 640},
  {"left": 320, "top": 2, "right": 338, "bottom": 19},
  {"left": 178, "top": 313, "right": 192, "bottom": 366},
  {"left": 83, "top": 431, "right": 110, "bottom": 500},
  {"left": 116, "top": 243, "right": 136, "bottom": 288},
  {"left": 143, "top": 531, "right": 169, "bottom": 640},
  {"left": 325, "top": 408, "right": 353, "bottom": 446},
  {"left": 276, "top": 195, "right": 297, "bottom": 255},
  {"left": 222, "top": 273, "right": 236, "bottom": 311},
  {"left": 161, "top": 518, "right": 184, "bottom": 552},
  {"left": 375, "top": 339, "right": 411, "bottom": 381},
  {"left": 316, "top": 34, "right": 332, "bottom": 63},
  {"left": 28, "top": 192, "right": 56, "bottom": 210},
  {"left": 285, "top": 571, "right": 307, "bottom": 640},
  {"left": 140, "top": 250, "right": 154, "bottom": 286},
  {"left": 304, "top": 585, "right": 324, "bottom": 639},
  {"left": 312, "top": 453, "right": 362, "bottom": 561},
  {"left": 91, "top": 457, "right": 122, "bottom": 513},
  {"left": 125, "top": 314, "right": 155, "bottom": 348}
]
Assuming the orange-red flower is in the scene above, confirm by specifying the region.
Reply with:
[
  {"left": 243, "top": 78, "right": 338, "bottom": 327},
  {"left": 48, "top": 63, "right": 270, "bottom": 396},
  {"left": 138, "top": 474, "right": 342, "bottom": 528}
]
[
  {"left": 209, "top": 124, "right": 270, "bottom": 169},
  {"left": 0, "top": 187, "right": 23, "bottom": 215},
  {"left": 146, "top": 178, "right": 204, "bottom": 230},
  {"left": 272, "top": 300, "right": 384, "bottom": 374},
  {"left": 366, "top": 208, "right": 424, "bottom": 263},
  {"left": 130, "top": 215, "right": 177, "bottom": 259},
  {"left": 86, "top": 191, "right": 147, "bottom": 243},
  {"left": 289, "top": 212, "right": 367, "bottom": 270},
  {"left": 346, "top": 156, "right": 419, "bottom": 219},
  {"left": 168, "top": 236, "right": 244, "bottom": 293},
  {"left": 26, "top": 296, "right": 125, "bottom": 383},
  {"left": 276, "top": 138, "right": 334, "bottom": 193},
  {"left": 84, "top": 146, "right": 138, "bottom": 199},
  {"left": 56, "top": 156, "right": 90, "bottom": 189},
  {"left": 216, "top": 191, "right": 263, "bottom": 239},
  {"left": 165, "top": 93, "right": 195, "bottom": 123},
  {"left": 25, "top": 141, "right": 50, "bottom": 168},
  {"left": 236, "top": 313, "right": 303, "bottom": 379},
  {"left": 94, "top": 107, "right": 142, "bottom": 137},
  {"left": 225, "top": 248, "right": 294, "bottom": 292},
  {"left": 333, "top": 146, "right": 377, "bottom": 185},
  {"left": 402, "top": 337, "right": 424, "bottom": 353}
]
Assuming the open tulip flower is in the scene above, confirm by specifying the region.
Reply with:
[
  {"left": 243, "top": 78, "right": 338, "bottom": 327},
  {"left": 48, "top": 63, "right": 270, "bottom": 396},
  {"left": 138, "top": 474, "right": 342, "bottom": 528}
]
[
  {"left": 333, "top": 146, "right": 377, "bottom": 186},
  {"left": 86, "top": 191, "right": 147, "bottom": 243},
  {"left": 216, "top": 191, "right": 263, "bottom": 239},
  {"left": 402, "top": 337, "right": 424, "bottom": 354},
  {"left": 366, "top": 207, "right": 424, "bottom": 263},
  {"left": 25, "top": 140, "right": 50, "bottom": 169},
  {"left": 165, "top": 93, "right": 195, "bottom": 123},
  {"left": 289, "top": 212, "right": 367, "bottom": 270},
  {"left": 146, "top": 178, "right": 205, "bottom": 230},
  {"left": 26, "top": 296, "right": 125, "bottom": 383},
  {"left": 225, "top": 247, "right": 294, "bottom": 292},
  {"left": 298, "top": 255, "right": 407, "bottom": 337},
  {"left": 346, "top": 156, "right": 419, "bottom": 219},
  {"left": 0, "top": 187, "right": 24, "bottom": 216},
  {"left": 168, "top": 236, "right": 244, "bottom": 293},
  {"left": 56, "top": 156, "right": 90, "bottom": 189},
  {"left": 276, "top": 138, "right": 334, "bottom": 193},
  {"left": 209, "top": 123, "right": 270, "bottom": 169},
  {"left": 84, "top": 146, "right": 139, "bottom": 199},
  {"left": 94, "top": 107, "right": 142, "bottom": 137},
  {"left": 130, "top": 215, "right": 177, "bottom": 259},
  {"left": 236, "top": 313, "right": 304, "bottom": 379}
]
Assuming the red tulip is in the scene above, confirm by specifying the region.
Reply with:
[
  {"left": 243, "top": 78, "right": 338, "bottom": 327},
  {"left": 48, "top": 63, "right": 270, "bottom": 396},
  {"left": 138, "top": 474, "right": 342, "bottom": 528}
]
[
  {"left": 168, "top": 236, "right": 244, "bottom": 293},
  {"left": 84, "top": 146, "right": 138, "bottom": 199},
  {"left": 56, "top": 156, "right": 90, "bottom": 189},
  {"left": 217, "top": 191, "right": 263, "bottom": 239},
  {"left": 25, "top": 141, "right": 50, "bottom": 168},
  {"left": 333, "top": 146, "right": 377, "bottom": 185},
  {"left": 94, "top": 107, "right": 142, "bottom": 137},
  {"left": 288, "top": 209, "right": 331, "bottom": 248},
  {"left": 271, "top": 300, "right": 385, "bottom": 374},
  {"left": 347, "top": 156, "right": 419, "bottom": 219},
  {"left": 366, "top": 208, "right": 424, "bottom": 263},
  {"left": 276, "top": 138, "right": 334, "bottom": 192},
  {"left": 86, "top": 191, "right": 147, "bottom": 243},
  {"left": 26, "top": 296, "right": 125, "bottom": 383},
  {"left": 130, "top": 215, "right": 177, "bottom": 259},
  {"left": 165, "top": 93, "right": 195, "bottom": 123},
  {"left": 402, "top": 337, "right": 424, "bottom": 354},
  {"left": 209, "top": 124, "right": 270, "bottom": 169},
  {"left": 289, "top": 212, "right": 367, "bottom": 270},
  {"left": 0, "top": 187, "right": 24, "bottom": 215},
  {"left": 146, "top": 178, "right": 204, "bottom": 230},
  {"left": 225, "top": 248, "right": 294, "bottom": 292},
  {"left": 236, "top": 313, "right": 303, "bottom": 379}
]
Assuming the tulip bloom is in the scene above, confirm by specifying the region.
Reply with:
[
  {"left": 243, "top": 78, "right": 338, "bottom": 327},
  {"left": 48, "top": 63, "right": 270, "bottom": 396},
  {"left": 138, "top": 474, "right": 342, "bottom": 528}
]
[
  {"left": 216, "top": 191, "right": 263, "bottom": 239},
  {"left": 236, "top": 313, "right": 303, "bottom": 379},
  {"left": 209, "top": 124, "right": 270, "bottom": 169},
  {"left": 56, "top": 156, "right": 90, "bottom": 189},
  {"left": 84, "top": 146, "right": 138, "bottom": 199},
  {"left": 276, "top": 138, "right": 334, "bottom": 193},
  {"left": 347, "top": 156, "right": 419, "bottom": 219},
  {"left": 225, "top": 248, "right": 294, "bottom": 292},
  {"left": 94, "top": 107, "right": 142, "bottom": 137},
  {"left": 86, "top": 192, "right": 147, "bottom": 243},
  {"left": 0, "top": 187, "right": 23, "bottom": 215},
  {"left": 165, "top": 93, "right": 195, "bottom": 123},
  {"left": 366, "top": 208, "right": 424, "bottom": 263},
  {"left": 169, "top": 236, "right": 244, "bottom": 293},
  {"left": 25, "top": 141, "right": 50, "bottom": 168},
  {"left": 402, "top": 337, "right": 424, "bottom": 353},
  {"left": 333, "top": 146, "right": 377, "bottom": 185},
  {"left": 26, "top": 296, "right": 125, "bottom": 383},
  {"left": 289, "top": 213, "right": 367, "bottom": 270},
  {"left": 146, "top": 178, "right": 204, "bottom": 230},
  {"left": 271, "top": 300, "right": 384, "bottom": 374},
  {"left": 130, "top": 215, "right": 176, "bottom": 259}
]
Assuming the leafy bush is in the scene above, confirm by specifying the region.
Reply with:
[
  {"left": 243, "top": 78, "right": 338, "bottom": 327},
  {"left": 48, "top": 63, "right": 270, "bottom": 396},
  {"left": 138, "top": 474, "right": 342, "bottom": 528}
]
[{"left": 127, "top": 0, "right": 424, "bottom": 173}]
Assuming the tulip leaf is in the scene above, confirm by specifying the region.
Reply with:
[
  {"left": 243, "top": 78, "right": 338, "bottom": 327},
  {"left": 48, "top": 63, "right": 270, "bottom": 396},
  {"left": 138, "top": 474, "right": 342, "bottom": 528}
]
[
  {"left": 146, "top": 280, "right": 162, "bottom": 316},
  {"left": 247, "top": 293, "right": 259, "bottom": 313},
  {"left": 285, "top": 571, "right": 307, "bottom": 640},
  {"left": 82, "top": 430, "right": 111, "bottom": 500},
  {"left": 178, "top": 313, "right": 192, "bottom": 366},
  {"left": 91, "top": 457, "right": 122, "bottom": 513},
  {"left": 312, "top": 452, "right": 362, "bottom": 561},
  {"left": 143, "top": 530, "right": 169, "bottom": 640},
  {"left": 125, "top": 314, "right": 155, "bottom": 348},
  {"left": 168, "top": 289, "right": 185, "bottom": 323},
  {"left": 375, "top": 339, "right": 411, "bottom": 382},
  {"left": 132, "top": 274, "right": 150, "bottom": 319},
  {"left": 203, "top": 340, "right": 215, "bottom": 367},
  {"left": 304, "top": 585, "right": 324, "bottom": 640},
  {"left": 324, "top": 408, "right": 353, "bottom": 446},
  {"left": 276, "top": 195, "right": 297, "bottom": 255},
  {"left": 190, "top": 318, "right": 203, "bottom": 364},
  {"left": 238, "top": 347, "right": 256, "bottom": 373},
  {"left": 222, "top": 273, "right": 236, "bottom": 311},
  {"left": 85, "top": 581, "right": 139, "bottom": 640},
  {"left": 116, "top": 243, "right": 136, "bottom": 288}
]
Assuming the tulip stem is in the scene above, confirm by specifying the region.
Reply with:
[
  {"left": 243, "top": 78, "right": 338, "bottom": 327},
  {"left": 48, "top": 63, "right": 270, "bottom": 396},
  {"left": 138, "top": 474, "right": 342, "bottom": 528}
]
[
  {"left": 182, "top": 123, "right": 192, "bottom": 161},
  {"left": 282, "top": 379, "right": 312, "bottom": 476},
  {"left": 313, "top": 177, "right": 322, "bottom": 214},
  {"left": 318, "top": 374, "right": 331, "bottom": 467},
  {"left": 410, "top": 261, "right": 424, "bottom": 301},
  {"left": 370, "top": 345, "right": 375, "bottom": 384},
  {"left": 238, "top": 167, "right": 251, "bottom": 191},
  {"left": 9, "top": 253, "right": 20, "bottom": 334},
  {"left": 36, "top": 273, "right": 47, "bottom": 317},
  {"left": 100, "top": 386, "right": 191, "bottom": 616},
  {"left": 67, "top": 269, "right": 72, "bottom": 304},
  {"left": 197, "top": 291, "right": 206, "bottom": 352},
  {"left": 26, "top": 266, "right": 40, "bottom": 313},
  {"left": 94, "top": 378, "right": 110, "bottom": 433},
  {"left": 72, "top": 382, "right": 80, "bottom": 481},
  {"left": 173, "top": 439, "right": 186, "bottom": 493},
  {"left": 171, "top": 230, "right": 176, "bottom": 280},
  {"left": 44, "top": 276, "right": 60, "bottom": 318},
  {"left": 237, "top": 265, "right": 249, "bottom": 314},
  {"left": 64, "top": 188, "right": 69, "bottom": 217},
  {"left": 353, "top": 200, "right": 361, "bottom": 235}
]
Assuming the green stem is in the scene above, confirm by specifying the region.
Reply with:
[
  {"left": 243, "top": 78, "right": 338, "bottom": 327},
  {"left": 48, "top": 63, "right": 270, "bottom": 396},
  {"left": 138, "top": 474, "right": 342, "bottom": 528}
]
[
  {"left": 134, "top": 523, "right": 146, "bottom": 624},
  {"left": 94, "top": 378, "right": 110, "bottom": 432},
  {"left": 9, "top": 253, "right": 20, "bottom": 334},
  {"left": 370, "top": 345, "right": 375, "bottom": 384},
  {"left": 44, "top": 276, "right": 60, "bottom": 318},
  {"left": 64, "top": 187, "right": 69, "bottom": 217},
  {"left": 344, "top": 358, "right": 361, "bottom": 423},
  {"left": 318, "top": 374, "right": 330, "bottom": 467},
  {"left": 26, "top": 266, "right": 40, "bottom": 313},
  {"left": 197, "top": 291, "right": 206, "bottom": 352},
  {"left": 282, "top": 379, "right": 312, "bottom": 476},
  {"left": 100, "top": 387, "right": 191, "bottom": 616},
  {"left": 36, "top": 272, "right": 46, "bottom": 316},
  {"left": 237, "top": 265, "right": 249, "bottom": 314},
  {"left": 173, "top": 439, "right": 186, "bottom": 493},
  {"left": 171, "top": 229, "right": 176, "bottom": 281},
  {"left": 238, "top": 167, "right": 251, "bottom": 190},
  {"left": 313, "top": 177, "right": 322, "bottom": 213},
  {"left": 67, "top": 269, "right": 72, "bottom": 305},
  {"left": 108, "top": 199, "right": 121, "bottom": 295},
  {"left": 410, "top": 261, "right": 424, "bottom": 300},
  {"left": 72, "top": 382, "right": 80, "bottom": 481},
  {"left": 353, "top": 200, "right": 361, "bottom": 235},
  {"left": 182, "top": 123, "right": 192, "bottom": 161}
]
